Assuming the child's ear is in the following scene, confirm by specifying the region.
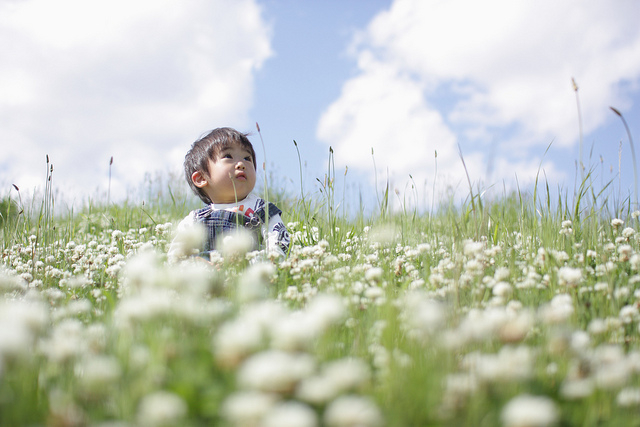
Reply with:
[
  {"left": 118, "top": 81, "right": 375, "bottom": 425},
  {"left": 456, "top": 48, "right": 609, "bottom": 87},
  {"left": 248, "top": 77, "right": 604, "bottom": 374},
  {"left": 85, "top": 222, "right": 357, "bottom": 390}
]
[{"left": 191, "top": 171, "right": 208, "bottom": 188}]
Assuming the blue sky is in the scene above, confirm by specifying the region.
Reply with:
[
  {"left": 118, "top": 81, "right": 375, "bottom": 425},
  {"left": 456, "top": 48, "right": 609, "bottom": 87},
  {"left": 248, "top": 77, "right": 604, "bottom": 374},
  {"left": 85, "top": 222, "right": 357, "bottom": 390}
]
[{"left": 2, "top": 0, "right": 640, "bottom": 213}]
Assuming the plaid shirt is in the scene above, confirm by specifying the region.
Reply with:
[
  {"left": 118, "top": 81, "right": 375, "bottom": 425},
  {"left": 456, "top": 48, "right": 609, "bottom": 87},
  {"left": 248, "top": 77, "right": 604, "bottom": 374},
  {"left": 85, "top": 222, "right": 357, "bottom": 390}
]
[{"left": 194, "top": 199, "right": 284, "bottom": 254}]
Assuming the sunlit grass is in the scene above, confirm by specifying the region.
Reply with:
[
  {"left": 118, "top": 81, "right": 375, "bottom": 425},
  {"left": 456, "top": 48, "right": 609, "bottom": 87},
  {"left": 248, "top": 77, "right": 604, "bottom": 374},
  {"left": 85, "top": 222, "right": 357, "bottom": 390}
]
[{"left": 2, "top": 151, "right": 640, "bottom": 426}]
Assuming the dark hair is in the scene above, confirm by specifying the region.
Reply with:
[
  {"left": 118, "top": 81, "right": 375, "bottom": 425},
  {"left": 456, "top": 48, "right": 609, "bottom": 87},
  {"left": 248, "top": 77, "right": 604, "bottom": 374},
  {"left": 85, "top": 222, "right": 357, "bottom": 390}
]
[{"left": 184, "top": 127, "right": 257, "bottom": 204}]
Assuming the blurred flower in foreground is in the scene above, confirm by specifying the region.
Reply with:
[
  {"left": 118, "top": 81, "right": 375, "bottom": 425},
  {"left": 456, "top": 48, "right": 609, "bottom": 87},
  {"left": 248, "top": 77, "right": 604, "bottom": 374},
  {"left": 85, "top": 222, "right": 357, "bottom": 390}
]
[
  {"left": 617, "top": 387, "right": 640, "bottom": 407},
  {"left": 297, "top": 357, "right": 371, "bottom": 404},
  {"left": 237, "top": 262, "right": 274, "bottom": 303},
  {"left": 168, "top": 221, "right": 206, "bottom": 261},
  {"left": 137, "top": 391, "right": 187, "bottom": 427},
  {"left": 400, "top": 291, "right": 446, "bottom": 341},
  {"left": 220, "top": 228, "right": 255, "bottom": 260},
  {"left": 324, "top": 395, "right": 383, "bottom": 427},
  {"left": 221, "top": 391, "right": 277, "bottom": 427},
  {"left": 261, "top": 401, "right": 318, "bottom": 427},
  {"left": 237, "top": 350, "right": 315, "bottom": 394},
  {"left": 75, "top": 355, "right": 121, "bottom": 394},
  {"left": 501, "top": 394, "right": 558, "bottom": 427}
]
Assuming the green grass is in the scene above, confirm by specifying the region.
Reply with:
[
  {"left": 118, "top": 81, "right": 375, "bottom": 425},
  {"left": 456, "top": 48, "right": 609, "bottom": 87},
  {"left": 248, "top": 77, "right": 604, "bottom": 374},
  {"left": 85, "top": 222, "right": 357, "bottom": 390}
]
[{"left": 2, "top": 163, "right": 640, "bottom": 426}]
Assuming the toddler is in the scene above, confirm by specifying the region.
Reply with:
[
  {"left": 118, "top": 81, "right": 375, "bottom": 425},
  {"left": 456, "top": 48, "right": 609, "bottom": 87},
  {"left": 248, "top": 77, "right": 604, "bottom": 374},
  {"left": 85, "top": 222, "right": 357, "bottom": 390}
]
[{"left": 170, "top": 127, "right": 290, "bottom": 260}]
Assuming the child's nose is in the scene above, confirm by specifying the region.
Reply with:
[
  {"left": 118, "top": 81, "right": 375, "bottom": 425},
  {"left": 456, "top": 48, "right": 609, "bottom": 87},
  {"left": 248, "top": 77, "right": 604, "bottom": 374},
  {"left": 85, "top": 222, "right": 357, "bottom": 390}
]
[{"left": 236, "top": 161, "right": 245, "bottom": 169}]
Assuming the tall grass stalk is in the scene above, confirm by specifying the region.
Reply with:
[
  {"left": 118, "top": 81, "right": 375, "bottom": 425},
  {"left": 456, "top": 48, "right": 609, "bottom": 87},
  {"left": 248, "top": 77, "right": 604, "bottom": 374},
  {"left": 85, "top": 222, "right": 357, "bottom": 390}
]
[
  {"left": 256, "top": 122, "right": 271, "bottom": 224},
  {"left": 37, "top": 155, "right": 55, "bottom": 254},
  {"left": 371, "top": 148, "right": 389, "bottom": 217},
  {"left": 107, "top": 156, "right": 113, "bottom": 206},
  {"left": 430, "top": 150, "right": 437, "bottom": 220},
  {"left": 610, "top": 106, "right": 638, "bottom": 209},
  {"left": 572, "top": 78, "right": 584, "bottom": 182}
]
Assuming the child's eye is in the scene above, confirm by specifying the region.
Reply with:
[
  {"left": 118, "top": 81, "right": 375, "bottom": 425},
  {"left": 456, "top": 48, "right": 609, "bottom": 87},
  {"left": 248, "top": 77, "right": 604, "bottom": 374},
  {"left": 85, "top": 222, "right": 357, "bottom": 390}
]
[
  {"left": 244, "top": 156, "right": 253, "bottom": 162},
  {"left": 222, "top": 153, "right": 232, "bottom": 159}
]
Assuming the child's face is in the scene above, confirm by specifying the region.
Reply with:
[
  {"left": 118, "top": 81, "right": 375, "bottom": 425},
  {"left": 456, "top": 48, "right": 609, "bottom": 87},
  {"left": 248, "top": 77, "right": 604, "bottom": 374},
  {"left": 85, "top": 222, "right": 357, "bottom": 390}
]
[{"left": 192, "top": 143, "right": 256, "bottom": 204}]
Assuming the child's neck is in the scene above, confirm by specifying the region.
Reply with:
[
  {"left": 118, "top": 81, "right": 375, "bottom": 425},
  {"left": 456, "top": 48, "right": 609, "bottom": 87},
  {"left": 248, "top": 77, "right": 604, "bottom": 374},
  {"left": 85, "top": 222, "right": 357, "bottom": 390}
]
[{"left": 211, "top": 193, "right": 251, "bottom": 205}]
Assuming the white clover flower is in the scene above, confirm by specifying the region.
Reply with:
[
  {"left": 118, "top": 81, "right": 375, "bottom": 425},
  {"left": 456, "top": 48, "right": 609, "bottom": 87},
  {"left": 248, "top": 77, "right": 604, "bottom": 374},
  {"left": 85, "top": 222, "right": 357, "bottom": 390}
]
[
  {"left": 593, "top": 282, "right": 609, "bottom": 293},
  {"left": 17, "top": 272, "right": 33, "bottom": 286},
  {"left": 113, "top": 287, "right": 175, "bottom": 327},
  {"left": 492, "top": 282, "right": 513, "bottom": 298},
  {"left": 444, "top": 373, "right": 479, "bottom": 397},
  {"left": 324, "top": 395, "right": 383, "bottom": 427},
  {"left": 237, "top": 350, "right": 315, "bottom": 394},
  {"left": 445, "top": 307, "right": 510, "bottom": 348},
  {"left": 463, "top": 240, "right": 484, "bottom": 258},
  {"left": 0, "top": 322, "right": 32, "bottom": 358},
  {"left": 323, "top": 357, "right": 371, "bottom": 393},
  {"left": 499, "top": 310, "right": 534, "bottom": 343},
  {"left": 269, "top": 311, "right": 319, "bottom": 352},
  {"left": 588, "top": 318, "right": 607, "bottom": 335},
  {"left": 297, "top": 374, "right": 339, "bottom": 405},
  {"left": 622, "top": 227, "right": 636, "bottom": 238},
  {"left": 42, "top": 287, "right": 65, "bottom": 301},
  {"left": 538, "top": 294, "right": 574, "bottom": 324},
  {"left": 363, "top": 286, "right": 385, "bottom": 304},
  {"left": 75, "top": 355, "right": 121, "bottom": 392},
  {"left": 243, "top": 300, "right": 289, "bottom": 331},
  {"left": 570, "top": 331, "right": 591, "bottom": 352},
  {"left": 304, "top": 293, "right": 347, "bottom": 331},
  {"left": 214, "top": 317, "right": 264, "bottom": 368},
  {"left": 221, "top": 391, "right": 277, "bottom": 426},
  {"left": 561, "top": 220, "right": 573, "bottom": 229},
  {"left": 594, "top": 361, "right": 630, "bottom": 390},
  {"left": 614, "top": 286, "right": 630, "bottom": 299},
  {"left": 618, "top": 244, "right": 634, "bottom": 262},
  {"left": 617, "top": 387, "right": 640, "bottom": 407},
  {"left": 464, "top": 346, "right": 534, "bottom": 382},
  {"left": 65, "top": 299, "right": 92, "bottom": 316},
  {"left": 261, "top": 401, "right": 318, "bottom": 427},
  {"left": 619, "top": 305, "right": 639, "bottom": 324},
  {"left": 164, "top": 259, "right": 221, "bottom": 296},
  {"left": 220, "top": 228, "right": 256, "bottom": 259},
  {"left": 612, "top": 218, "right": 624, "bottom": 228},
  {"left": 0, "top": 298, "right": 49, "bottom": 333},
  {"left": 364, "top": 267, "right": 384, "bottom": 283},
  {"left": 137, "top": 391, "right": 187, "bottom": 427},
  {"left": 501, "top": 394, "right": 559, "bottom": 427},
  {"left": 558, "top": 266, "right": 582, "bottom": 287},
  {"left": 494, "top": 267, "right": 511, "bottom": 281},
  {"left": 237, "top": 262, "right": 274, "bottom": 303},
  {"left": 416, "top": 243, "right": 431, "bottom": 253},
  {"left": 168, "top": 221, "right": 206, "bottom": 261},
  {"left": 400, "top": 291, "right": 446, "bottom": 341},
  {"left": 119, "top": 250, "right": 164, "bottom": 293},
  {"left": 560, "top": 378, "right": 594, "bottom": 400},
  {"left": 154, "top": 222, "right": 173, "bottom": 236},
  {"left": 39, "top": 318, "right": 87, "bottom": 363},
  {"left": 593, "top": 344, "right": 624, "bottom": 362}
]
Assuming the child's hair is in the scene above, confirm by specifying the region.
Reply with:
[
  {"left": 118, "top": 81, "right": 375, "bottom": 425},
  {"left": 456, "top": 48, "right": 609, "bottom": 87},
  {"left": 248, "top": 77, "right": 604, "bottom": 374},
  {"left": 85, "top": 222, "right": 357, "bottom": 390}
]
[{"left": 184, "top": 127, "right": 257, "bottom": 204}]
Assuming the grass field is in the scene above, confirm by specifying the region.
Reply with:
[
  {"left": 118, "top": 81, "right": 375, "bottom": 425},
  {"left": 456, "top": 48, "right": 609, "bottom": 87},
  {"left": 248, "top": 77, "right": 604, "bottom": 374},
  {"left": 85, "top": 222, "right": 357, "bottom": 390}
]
[{"left": 2, "top": 163, "right": 640, "bottom": 426}]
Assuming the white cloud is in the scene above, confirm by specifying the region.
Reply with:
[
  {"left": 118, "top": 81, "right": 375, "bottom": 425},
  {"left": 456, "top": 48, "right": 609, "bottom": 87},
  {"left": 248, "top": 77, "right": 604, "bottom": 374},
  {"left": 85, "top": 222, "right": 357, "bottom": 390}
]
[
  {"left": 0, "top": 0, "right": 272, "bottom": 200},
  {"left": 318, "top": 0, "right": 640, "bottom": 203}
]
